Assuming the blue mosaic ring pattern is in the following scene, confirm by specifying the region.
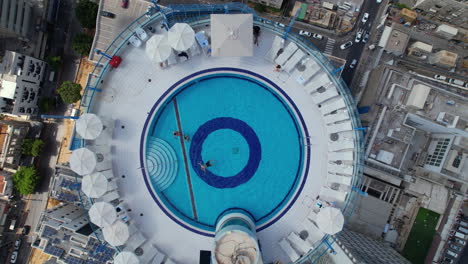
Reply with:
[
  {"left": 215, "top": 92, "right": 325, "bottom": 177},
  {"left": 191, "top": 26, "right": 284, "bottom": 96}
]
[{"left": 189, "top": 117, "right": 261, "bottom": 188}]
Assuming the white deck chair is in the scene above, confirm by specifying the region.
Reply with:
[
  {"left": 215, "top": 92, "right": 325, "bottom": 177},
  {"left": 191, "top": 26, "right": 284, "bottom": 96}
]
[
  {"left": 283, "top": 49, "right": 306, "bottom": 72},
  {"left": 327, "top": 173, "right": 352, "bottom": 186},
  {"left": 279, "top": 238, "right": 300, "bottom": 262},
  {"left": 275, "top": 42, "right": 298, "bottom": 66},
  {"left": 328, "top": 151, "right": 353, "bottom": 162},
  {"left": 328, "top": 140, "right": 354, "bottom": 152},
  {"left": 138, "top": 242, "right": 157, "bottom": 263},
  {"left": 287, "top": 232, "right": 311, "bottom": 255},
  {"left": 308, "top": 210, "right": 318, "bottom": 223},
  {"left": 124, "top": 231, "right": 146, "bottom": 251},
  {"left": 304, "top": 73, "right": 330, "bottom": 93},
  {"left": 311, "top": 87, "right": 339, "bottom": 104},
  {"left": 326, "top": 121, "right": 353, "bottom": 134},
  {"left": 324, "top": 110, "right": 350, "bottom": 124},
  {"left": 328, "top": 163, "right": 354, "bottom": 176},
  {"left": 319, "top": 186, "right": 347, "bottom": 202},
  {"left": 167, "top": 50, "right": 178, "bottom": 66},
  {"left": 98, "top": 189, "right": 119, "bottom": 203},
  {"left": 265, "top": 35, "right": 285, "bottom": 62},
  {"left": 301, "top": 219, "right": 324, "bottom": 244},
  {"left": 165, "top": 258, "right": 176, "bottom": 264},
  {"left": 297, "top": 59, "right": 320, "bottom": 85},
  {"left": 320, "top": 98, "right": 346, "bottom": 115},
  {"left": 195, "top": 31, "right": 211, "bottom": 55},
  {"left": 151, "top": 249, "right": 166, "bottom": 264},
  {"left": 188, "top": 41, "right": 201, "bottom": 57}
]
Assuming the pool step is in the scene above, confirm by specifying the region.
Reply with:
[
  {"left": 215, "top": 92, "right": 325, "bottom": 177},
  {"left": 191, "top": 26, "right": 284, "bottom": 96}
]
[{"left": 146, "top": 137, "right": 178, "bottom": 191}]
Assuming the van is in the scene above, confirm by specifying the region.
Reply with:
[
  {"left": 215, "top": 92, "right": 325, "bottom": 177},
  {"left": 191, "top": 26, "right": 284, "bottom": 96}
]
[
  {"left": 458, "top": 226, "right": 468, "bottom": 234},
  {"left": 9, "top": 219, "right": 16, "bottom": 231},
  {"left": 454, "top": 232, "right": 466, "bottom": 240}
]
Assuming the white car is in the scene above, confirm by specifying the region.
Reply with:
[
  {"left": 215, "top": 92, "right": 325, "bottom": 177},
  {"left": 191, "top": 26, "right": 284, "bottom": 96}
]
[
  {"left": 10, "top": 251, "right": 18, "bottom": 264},
  {"left": 14, "top": 239, "right": 21, "bottom": 250},
  {"left": 355, "top": 31, "right": 363, "bottom": 43},
  {"left": 129, "top": 34, "right": 142, "bottom": 47},
  {"left": 340, "top": 41, "right": 353, "bottom": 50},
  {"left": 377, "top": 0, "right": 382, "bottom": 3},
  {"left": 275, "top": 22, "right": 285, "bottom": 28},
  {"left": 362, "top": 13, "right": 369, "bottom": 23},
  {"left": 349, "top": 59, "right": 358, "bottom": 69},
  {"left": 299, "top": 30, "right": 312, "bottom": 37},
  {"left": 434, "top": 74, "right": 447, "bottom": 81},
  {"left": 312, "top": 33, "right": 323, "bottom": 40}
]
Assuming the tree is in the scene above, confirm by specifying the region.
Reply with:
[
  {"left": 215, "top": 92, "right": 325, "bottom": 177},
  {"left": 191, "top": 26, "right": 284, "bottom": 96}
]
[
  {"left": 72, "top": 33, "right": 93, "bottom": 56},
  {"left": 13, "top": 166, "right": 39, "bottom": 195},
  {"left": 57, "top": 81, "right": 82, "bottom": 103},
  {"left": 75, "top": 0, "right": 99, "bottom": 29},
  {"left": 46, "top": 56, "right": 62, "bottom": 71},
  {"left": 21, "top": 139, "right": 44, "bottom": 157},
  {"left": 39, "top": 97, "right": 54, "bottom": 113}
]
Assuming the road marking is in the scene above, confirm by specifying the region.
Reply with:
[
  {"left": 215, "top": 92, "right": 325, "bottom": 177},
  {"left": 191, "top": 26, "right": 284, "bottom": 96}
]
[{"left": 324, "top": 38, "right": 335, "bottom": 55}]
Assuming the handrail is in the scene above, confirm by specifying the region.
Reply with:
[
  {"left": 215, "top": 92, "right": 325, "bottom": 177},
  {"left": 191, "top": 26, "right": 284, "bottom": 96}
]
[{"left": 77, "top": 4, "right": 364, "bottom": 263}]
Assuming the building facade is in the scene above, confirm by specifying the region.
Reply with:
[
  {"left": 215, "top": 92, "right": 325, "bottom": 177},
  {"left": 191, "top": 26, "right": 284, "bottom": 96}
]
[
  {"left": 0, "top": 51, "right": 45, "bottom": 117},
  {"left": 0, "top": 0, "right": 35, "bottom": 40},
  {"left": 0, "top": 119, "right": 30, "bottom": 171},
  {"left": 413, "top": 0, "right": 468, "bottom": 29}
]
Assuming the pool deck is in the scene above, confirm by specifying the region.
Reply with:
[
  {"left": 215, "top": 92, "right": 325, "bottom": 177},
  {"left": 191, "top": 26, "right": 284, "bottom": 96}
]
[{"left": 89, "top": 27, "right": 352, "bottom": 263}]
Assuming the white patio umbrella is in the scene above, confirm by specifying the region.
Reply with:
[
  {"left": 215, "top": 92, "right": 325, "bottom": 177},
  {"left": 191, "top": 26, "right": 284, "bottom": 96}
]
[
  {"left": 70, "top": 148, "right": 96, "bottom": 175},
  {"left": 315, "top": 207, "right": 344, "bottom": 235},
  {"left": 103, "top": 220, "right": 129, "bottom": 246},
  {"left": 114, "top": 251, "right": 140, "bottom": 264},
  {"left": 75, "top": 113, "right": 103, "bottom": 140},
  {"left": 146, "top": 34, "right": 172, "bottom": 62},
  {"left": 89, "top": 202, "right": 117, "bottom": 227},
  {"left": 168, "top": 23, "right": 195, "bottom": 51},
  {"left": 81, "top": 172, "right": 109, "bottom": 198}
]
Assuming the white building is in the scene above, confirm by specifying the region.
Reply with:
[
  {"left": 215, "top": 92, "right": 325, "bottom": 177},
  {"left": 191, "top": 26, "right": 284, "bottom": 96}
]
[{"left": 0, "top": 50, "right": 45, "bottom": 117}]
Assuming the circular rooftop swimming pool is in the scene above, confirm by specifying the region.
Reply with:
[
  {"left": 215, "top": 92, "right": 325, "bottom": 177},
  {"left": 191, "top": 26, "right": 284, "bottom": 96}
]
[{"left": 141, "top": 68, "right": 309, "bottom": 235}]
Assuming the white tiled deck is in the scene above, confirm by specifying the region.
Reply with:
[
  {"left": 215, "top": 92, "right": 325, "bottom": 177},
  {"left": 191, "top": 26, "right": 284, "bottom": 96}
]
[{"left": 88, "top": 27, "right": 355, "bottom": 263}]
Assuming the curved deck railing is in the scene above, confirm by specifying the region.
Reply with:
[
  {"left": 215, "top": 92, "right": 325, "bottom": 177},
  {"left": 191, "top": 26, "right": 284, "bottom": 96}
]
[{"left": 76, "top": 3, "right": 365, "bottom": 263}]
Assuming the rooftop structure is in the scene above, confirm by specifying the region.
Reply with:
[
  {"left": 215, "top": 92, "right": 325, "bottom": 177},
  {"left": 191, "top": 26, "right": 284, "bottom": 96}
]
[
  {"left": 428, "top": 50, "right": 459, "bottom": 68},
  {"left": 65, "top": 3, "right": 364, "bottom": 264},
  {"left": 0, "top": 119, "right": 30, "bottom": 171},
  {"left": 378, "top": 26, "right": 410, "bottom": 56},
  {"left": 0, "top": 0, "right": 34, "bottom": 40},
  {"left": 413, "top": 0, "right": 468, "bottom": 29},
  {"left": 50, "top": 164, "right": 84, "bottom": 206},
  {"left": 0, "top": 51, "right": 45, "bottom": 117},
  {"left": 407, "top": 41, "right": 433, "bottom": 56},
  {"left": 0, "top": 171, "right": 13, "bottom": 200},
  {"left": 399, "top": 8, "right": 417, "bottom": 23},
  {"left": 434, "top": 24, "right": 459, "bottom": 39}
]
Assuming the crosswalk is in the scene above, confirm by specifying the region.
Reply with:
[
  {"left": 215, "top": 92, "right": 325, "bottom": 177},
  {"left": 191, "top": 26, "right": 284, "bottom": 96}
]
[{"left": 324, "top": 38, "right": 336, "bottom": 55}]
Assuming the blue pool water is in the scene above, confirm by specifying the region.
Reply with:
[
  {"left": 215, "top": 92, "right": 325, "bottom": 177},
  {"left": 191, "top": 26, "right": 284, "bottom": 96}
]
[{"left": 142, "top": 70, "right": 307, "bottom": 234}]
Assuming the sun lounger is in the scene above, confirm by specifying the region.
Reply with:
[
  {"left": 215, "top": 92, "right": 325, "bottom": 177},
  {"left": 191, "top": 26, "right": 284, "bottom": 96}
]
[
  {"left": 265, "top": 35, "right": 284, "bottom": 62},
  {"left": 282, "top": 49, "right": 306, "bottom": 72},
  {"left": 135, "top": 27, "right": 148, "bottom": 41},
  {"left": 310, "top": 87, "right": 338, "bottom": 104},
  {"left": 328, "top": 151, "right": 353, "bottom": 162},
  {"left": 297, "top": 59, "right": 320, "bottom": 85},
  {"left": 319, "top": 186, "right": 347, "bottom": 203},
  {"left": 304, "top": 73, "right": 331, "bottom": 93},
  {"left": 301, "top": 219, "right": 324, "bottom": 243},
  {"left": 138, "top": 242, "right": 157, "bottom": 263},
  {"left": 279, "top": 238, "right": 300, "bottom": 262},
  {"left": 324, "top": 110, "right": 350, "bottom": 124},
  {"left": 124, "top": 231, "right": 146, "bottom": 251},
  {"left": 165, "top": 258, "right": 176, "bottom": 264},
  {"left": 328, "top": 139, "right": 354, "bottom": 151},
  {"left": 287, "top": 232, "right": 311, "bottom": 255},
  {"left": 195, "top": 31, "right": 211, "bottom": 55},
  {"left": 275, "top": 42, "right": 298, "bottom": 66},
  {"left": 328, "top": 163, "right": 354, "bottom": 176},
  {"left": 326, "top": 121, "right": 353, "bottom": 134},
  {"left": 308, "top": 210, "right": 318, "bottom": 223},
  {"left": 98, "top": 189, "right": 119, "bottom": 203},
  {"left": 319, "top": 98, "right": 346, "bottom": 115},
  {"left": 327, "top": 173, "right": 352, "bottom": 186},
  {"left": 151, "top": 250, "right": 166, "bottom": 264}
]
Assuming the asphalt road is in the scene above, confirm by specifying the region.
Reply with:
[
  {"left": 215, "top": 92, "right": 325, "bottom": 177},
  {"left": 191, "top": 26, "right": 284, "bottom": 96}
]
[{"left": 341, "top": 0, "right": 383, "bottom": 86}]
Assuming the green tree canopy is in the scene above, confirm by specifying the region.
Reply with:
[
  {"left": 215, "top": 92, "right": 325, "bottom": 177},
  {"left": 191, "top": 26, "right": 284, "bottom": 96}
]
[
  {"left": 72, "top": 33, "right": 93, "bottom": 56},
  {"left": 13, "top": 166, "right": 39, "bottom": 195},
  {"left": 57, "top": 81, "right": 82, "bottom": 103},
  {"left": 75, "top": 0, "right": 99, "bottom": 29},
  {"left": 39, "top": 97, "right": 54, "bottom": 113},
  {"left": 21, "top": 139, "right": 44, "bottom": 157},
  {"left": 46, "top": 56, "right": 62, "bottom": 71}
]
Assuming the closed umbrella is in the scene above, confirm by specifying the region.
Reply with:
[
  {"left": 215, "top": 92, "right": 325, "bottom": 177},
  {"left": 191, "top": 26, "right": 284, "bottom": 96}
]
[
  {"left": 75, "top": 113, "right": 103, "bottom": 140},
  {"left": 81, "top": 172, "right": 109, "bottom": 198},
  {"left": 70, "top": 148, "right": 96, "bottom": 175},
  {"left": 146, "top": 34, "right": 172, "bottom": 62},
  {"left": 315, "top": 207, "right": 344, "bottom": 235},
  {"left": 103, "top": 220, "right": 130, "bottom": 246},
  {"left": 89, "top": 202, "right": 117, "bottom": 227},
  {"left": 114, "top": 251, "right": 140, "bottom": 264},
  {"left": 168, "top": 23, "right": 195, "bottom": 51}
]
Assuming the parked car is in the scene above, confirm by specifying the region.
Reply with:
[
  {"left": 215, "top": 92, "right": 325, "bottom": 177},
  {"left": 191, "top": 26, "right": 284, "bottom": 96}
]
[
  {"left": 449, "top": 243, "right": 461, "bottom": 252},
  {"left": 434, "top": 74, "right": 447, "bottom": 81},
  {"left": 14, "top": 239, "right": 21, "bottom": 250},
  {"left": 121, "top": 0, "right": 128, "bottom": 8},
  {"left": 10, "top": 251, "right": 18, "bottom": 263},
  {"left": 454, "top": 238, "right": 466, "bottom": 245},
  {"left": 22, "top": 225, "right": 30, "bottom": 235},
  {"left": 355, "top": 30, "right": 363, "bottom": 43},
  {"left": 377, "top": 0, "right": 382, "bottom": 3},
  {"left": 340, "top": 41, "right": 353, "bottom": 50},
  {"left": 312, "top": 33, "right": 323, "bottom": 40},
  {"left": 449, "top": 78, "right": 465, "bottom": 86},
  {"left": 362, "top": 32, "right": 369, "bottom": 43},
  {"left": 275, "top": 22, "right": 285, "bottom": 28},
  {"left": 101, "top": 11, "right": 115, "bottom": 18},
  {"left": 446, "top": 249, "right": 458, "bottom": 258},
  {"left": 443, "top": 257, "right": 453, "bottom": 263},
  {"left": 299, "top": 30, "right": 311, "bottom": 37},
  {"left": 362, "top": 13, "right": 369, "bottom": 23},
  {"left": 349, "top": 59, "right": 358, "bottom": 69}
]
